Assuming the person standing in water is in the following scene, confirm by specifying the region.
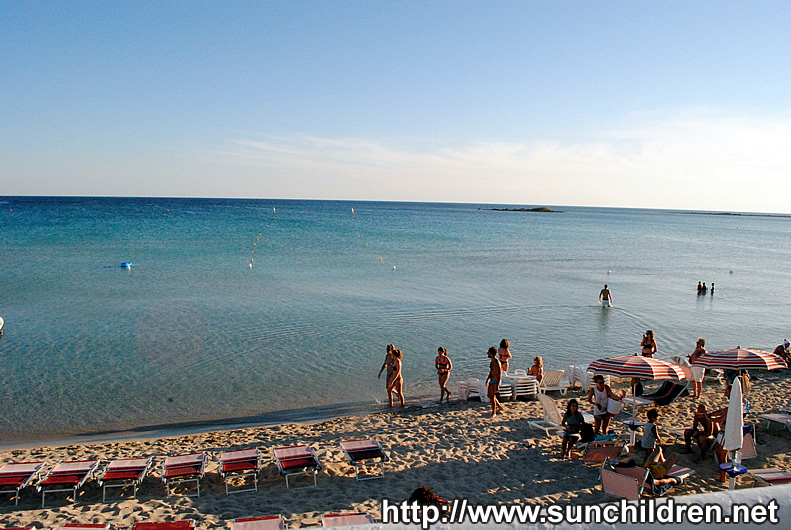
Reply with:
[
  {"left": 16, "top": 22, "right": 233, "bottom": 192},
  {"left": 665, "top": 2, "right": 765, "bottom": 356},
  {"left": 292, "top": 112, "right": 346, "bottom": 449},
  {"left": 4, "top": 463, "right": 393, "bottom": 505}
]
[
  {"left": 387, "top": 349, "right": 405, "bottom": 408},
  {"left": 378, "top": 344, "right": 395, "bottom": 387},
  {"left": 599, "top": 284, "right": 613, "bottom": 307},
  {"left": 435, "top": 347, "right": 453, "bottom": 403}
]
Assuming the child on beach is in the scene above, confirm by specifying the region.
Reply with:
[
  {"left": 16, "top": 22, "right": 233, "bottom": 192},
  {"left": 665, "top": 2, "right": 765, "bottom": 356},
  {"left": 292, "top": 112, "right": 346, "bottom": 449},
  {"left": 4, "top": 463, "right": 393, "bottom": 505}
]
[
  {"left": 638, "top": 409, "right": 661, "bottom": 466},
  {"left": 435, "top": 347, "right": 453, "bottom": 403},
  {"left": 486, "top": 346, "right": 505, "bottom": 417},
  {"left": 498, "top": 339, "right": 512, "bottom": 374}
]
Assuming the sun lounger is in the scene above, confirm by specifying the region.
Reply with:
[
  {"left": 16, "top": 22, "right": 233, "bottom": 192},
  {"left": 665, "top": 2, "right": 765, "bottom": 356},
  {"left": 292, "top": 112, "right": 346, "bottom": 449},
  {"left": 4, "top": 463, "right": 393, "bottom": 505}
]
[
  {"left": 580, "top": 441, "right": 626, "bottom": 464},
  {"left": 340, "top": 439, "right": 388, "bottom": 481},
  {"left": 0, "top": 462, "right": 44, "bottom": 505},
  {"left": 528, "top": 394, "right": 564, "bottom": 435},
  {"left": 162, "top": 452, "right": 207, "bottom": 497},
  {"left": 747, "top": 468, "right": 791, "bottom": 487},
  {"left": 272, "top": 445, "right": 321, "bottom": 488},
  {"left": 53, "top": 523, "right": 110, "bottom": 530},
  {"left": 37, "top": 459, "right": 99, "bottom": 508},
  {"left": 601, "top": 467, "right": 646, "bottom": 500},
  {"left": 219, "top": 448, "right": 261, "bottom": 495},
  {"left": 538, "top": 370, "right": 569, "bottom": 396},
  {"left": 131, "top": 521, "right": 196, "bottom": 530},
  {"left": 510, "top": 374, "right": 539, "bottom": 399},
  {"left": 759, "top": 413, "right": 791, "bottom": 431},
  {"left": 321, "top": 513, "right": 376, "bottom": 527},
  {"left": 97, "top": 457, "right": 152, "bottom": 501},
  {"left": 231, "top": 516, "right": 287, "bottom": 530}
]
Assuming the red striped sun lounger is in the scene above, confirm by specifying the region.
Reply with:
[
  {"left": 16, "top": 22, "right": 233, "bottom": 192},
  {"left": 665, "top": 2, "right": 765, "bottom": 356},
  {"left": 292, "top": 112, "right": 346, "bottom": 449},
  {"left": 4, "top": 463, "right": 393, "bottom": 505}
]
[
  {"left": 162, "top": 453, "right": 207, "bottom": 497},
  {"left": 272, "top": 445, "right": 321, "bottom": 489},
  {"left": 219, "top": 448, "right": 261, "bottom": 495},
  {"left": 37, "top": 459, "right": 100, "bottom": 508},
  {"left": 339, "top": 439, "right": 389, "bottom": 481},
  {"left": 54, "top": 523, "right": 110, "bottom": 530},
  {"left": 231, "top": 515, "right": 286, "bottom": 530},
  {"left": 321, "top": 513, "right": 376, "bottom": 527},
  {"left": 0, "top": 462, "right": 44, "bottom": 505},
  {"left": 97, "top": 457, "right": 152, "bottom": 501},
  {"left": 131, "top": 521, "right": 196, "bottom": 530}
]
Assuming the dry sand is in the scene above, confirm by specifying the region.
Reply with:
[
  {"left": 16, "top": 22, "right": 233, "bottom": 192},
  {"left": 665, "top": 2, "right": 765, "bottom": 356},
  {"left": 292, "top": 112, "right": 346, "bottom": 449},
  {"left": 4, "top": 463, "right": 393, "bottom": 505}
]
[{"left": 2, "top": 371, "right": 790, "bottom": 528}]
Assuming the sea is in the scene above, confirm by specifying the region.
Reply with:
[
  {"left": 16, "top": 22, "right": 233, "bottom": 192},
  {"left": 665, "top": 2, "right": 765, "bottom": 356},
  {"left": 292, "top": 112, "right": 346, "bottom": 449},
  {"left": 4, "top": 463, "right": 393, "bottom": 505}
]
[{"left": 1, "top": 196, "right": 789, "bottom": 447}]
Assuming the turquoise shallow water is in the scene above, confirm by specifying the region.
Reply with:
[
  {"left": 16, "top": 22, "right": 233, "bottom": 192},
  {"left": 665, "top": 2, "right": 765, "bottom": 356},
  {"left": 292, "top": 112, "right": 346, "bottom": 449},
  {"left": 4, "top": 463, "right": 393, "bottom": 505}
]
[{"left": 1, "top": 197, "right": 789, "bottom": 445}]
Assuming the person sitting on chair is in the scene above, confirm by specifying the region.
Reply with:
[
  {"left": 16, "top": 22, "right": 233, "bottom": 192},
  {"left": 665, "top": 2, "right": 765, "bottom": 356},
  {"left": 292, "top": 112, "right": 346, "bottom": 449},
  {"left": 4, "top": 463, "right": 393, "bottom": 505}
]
[
  {"left": 560, "top": 399, "right": 586, "bottom": 459},
  {"left": 683, "top": 404, "right": 715, "bottom": 459}
]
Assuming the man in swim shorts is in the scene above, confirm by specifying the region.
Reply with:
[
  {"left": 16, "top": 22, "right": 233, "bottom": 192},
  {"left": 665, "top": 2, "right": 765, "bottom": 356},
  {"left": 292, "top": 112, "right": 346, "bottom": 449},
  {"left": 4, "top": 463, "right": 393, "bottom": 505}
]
[{"left": 599, "top": 284, "right": 613, "bottom": 307}]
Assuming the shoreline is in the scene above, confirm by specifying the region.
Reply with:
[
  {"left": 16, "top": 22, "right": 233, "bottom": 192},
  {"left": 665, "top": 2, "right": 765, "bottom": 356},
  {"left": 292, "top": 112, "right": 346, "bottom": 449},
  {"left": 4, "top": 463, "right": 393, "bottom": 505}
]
[
  {"left": 2, "top": 372, "right": 790, "bottom": 528},
  {"left": 0, "top": 394, "right": 440, "bottom": 451}
]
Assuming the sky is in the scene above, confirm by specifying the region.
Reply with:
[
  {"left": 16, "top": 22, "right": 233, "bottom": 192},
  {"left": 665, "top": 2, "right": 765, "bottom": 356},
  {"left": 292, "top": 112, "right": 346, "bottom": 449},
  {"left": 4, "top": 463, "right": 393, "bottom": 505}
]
[{"left": 2, "top": 1, "right": 791, "bottom": 213}]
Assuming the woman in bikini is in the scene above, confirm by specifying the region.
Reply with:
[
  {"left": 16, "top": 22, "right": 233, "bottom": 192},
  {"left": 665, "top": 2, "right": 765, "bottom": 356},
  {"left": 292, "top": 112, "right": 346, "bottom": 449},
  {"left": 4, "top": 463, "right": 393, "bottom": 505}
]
[
  {"left": 641, "top": 330, "right": 657, "bottom": 357},
  {"left": 498, "top": 339, "right": 512, "bottom": 374},
  {"left": 387, "top": 349, "right": 405, "bottom": 408},
  {"left": 435, "top": 347, "right": 453, "bottom": 403},
  {"left": 486, "top": 346, "right": 505, "bottom": 417}
]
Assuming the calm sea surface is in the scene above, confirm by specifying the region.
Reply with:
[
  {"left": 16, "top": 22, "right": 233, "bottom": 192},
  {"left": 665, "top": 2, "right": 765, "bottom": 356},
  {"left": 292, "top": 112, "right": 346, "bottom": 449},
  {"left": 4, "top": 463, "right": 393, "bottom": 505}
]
[{"left": 1, "top": 197, "right": 789, "bottom": 446}]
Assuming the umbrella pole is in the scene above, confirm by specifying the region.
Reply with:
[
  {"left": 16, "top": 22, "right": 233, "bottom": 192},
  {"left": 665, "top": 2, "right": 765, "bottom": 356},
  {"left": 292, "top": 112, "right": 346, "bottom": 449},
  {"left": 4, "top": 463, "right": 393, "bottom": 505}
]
[{"left": 729, "top": 450, "right": 742, "bottom": 490}]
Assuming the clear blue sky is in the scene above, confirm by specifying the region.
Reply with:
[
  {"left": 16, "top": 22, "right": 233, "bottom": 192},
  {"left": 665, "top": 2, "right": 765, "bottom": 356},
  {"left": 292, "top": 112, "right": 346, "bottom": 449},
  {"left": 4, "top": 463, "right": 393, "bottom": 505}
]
[{"left": 2, "top": 1, "right": 790, "bottom": 212}]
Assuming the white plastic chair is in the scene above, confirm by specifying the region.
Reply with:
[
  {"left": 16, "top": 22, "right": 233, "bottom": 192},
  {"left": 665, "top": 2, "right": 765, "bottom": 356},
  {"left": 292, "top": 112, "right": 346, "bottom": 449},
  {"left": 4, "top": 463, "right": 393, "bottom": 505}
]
[{"left": 539, "top": 370, "right": 569, "bottom": 396}]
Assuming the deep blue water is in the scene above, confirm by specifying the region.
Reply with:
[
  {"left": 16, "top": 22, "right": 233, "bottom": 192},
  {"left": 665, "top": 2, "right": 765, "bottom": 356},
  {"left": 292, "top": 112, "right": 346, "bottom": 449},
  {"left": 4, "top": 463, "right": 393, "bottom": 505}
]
[{"left": 1, "top": 197, "right": 789, "bottom": 445}]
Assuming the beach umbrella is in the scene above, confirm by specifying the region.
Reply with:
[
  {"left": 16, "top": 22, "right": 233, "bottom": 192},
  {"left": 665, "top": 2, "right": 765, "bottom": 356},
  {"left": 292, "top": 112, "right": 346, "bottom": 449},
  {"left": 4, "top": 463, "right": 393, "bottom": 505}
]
[
  {"left": 694, "top": 348, "right": 787, "bottom": 371},
  {"left": 722, "top": 377, "right": 745, "bottom": 490},
  {"left": 588, "top": 355, "right": 688, "bottom": 380}
]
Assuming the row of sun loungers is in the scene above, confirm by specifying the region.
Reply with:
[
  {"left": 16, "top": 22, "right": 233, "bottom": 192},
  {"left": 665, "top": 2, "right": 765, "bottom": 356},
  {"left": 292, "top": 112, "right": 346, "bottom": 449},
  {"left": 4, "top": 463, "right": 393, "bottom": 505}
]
[
  {"left": 0, "top": 440, "right": 388, "bottom": 507},
  {"left": 3, "top": 515, "right": 377, "bottom": 530}
]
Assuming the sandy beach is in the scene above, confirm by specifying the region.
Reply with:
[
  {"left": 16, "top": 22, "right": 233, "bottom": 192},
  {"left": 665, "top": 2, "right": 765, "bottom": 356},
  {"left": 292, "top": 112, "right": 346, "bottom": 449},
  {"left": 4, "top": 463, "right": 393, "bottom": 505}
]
[{"left": 2, "top": 371, "right": 790, "bottom": 528}]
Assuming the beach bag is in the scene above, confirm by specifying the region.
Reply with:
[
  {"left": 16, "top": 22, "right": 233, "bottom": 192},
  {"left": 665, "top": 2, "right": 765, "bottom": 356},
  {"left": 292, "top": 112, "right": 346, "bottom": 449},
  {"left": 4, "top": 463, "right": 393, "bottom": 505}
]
[
  {"left": 607, "top": 399, "right": 623, "bottom": 417},
  {"left": 580, "top": 422, "right": 595, "bottom": 443}
]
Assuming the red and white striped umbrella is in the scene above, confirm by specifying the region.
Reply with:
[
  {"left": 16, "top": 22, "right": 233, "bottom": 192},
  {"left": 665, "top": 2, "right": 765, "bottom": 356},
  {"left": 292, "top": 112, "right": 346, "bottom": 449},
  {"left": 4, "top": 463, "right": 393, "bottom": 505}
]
[
  {"left": 588, "top": 355, "right": 688, "bottom": 380},
  {"left": 694, "top": 348, "right": 787, "bottom": 371}
]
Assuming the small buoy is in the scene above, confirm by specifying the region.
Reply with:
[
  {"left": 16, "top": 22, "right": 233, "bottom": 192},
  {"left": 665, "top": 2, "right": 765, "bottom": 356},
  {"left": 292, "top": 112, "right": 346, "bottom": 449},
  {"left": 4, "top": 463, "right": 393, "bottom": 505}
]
[
  {"left": 253, "top": 243, "right": 256, "bottom": 246},
  {"left": 379, "top": 257, "right": 382, "bottom": 261}
]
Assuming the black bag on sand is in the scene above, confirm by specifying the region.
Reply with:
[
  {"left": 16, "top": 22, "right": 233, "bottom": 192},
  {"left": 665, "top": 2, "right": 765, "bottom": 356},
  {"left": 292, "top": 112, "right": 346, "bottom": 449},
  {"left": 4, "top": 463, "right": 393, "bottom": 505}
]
[{"left": 580, "top": 422, "right": 595, "bottom": 443}]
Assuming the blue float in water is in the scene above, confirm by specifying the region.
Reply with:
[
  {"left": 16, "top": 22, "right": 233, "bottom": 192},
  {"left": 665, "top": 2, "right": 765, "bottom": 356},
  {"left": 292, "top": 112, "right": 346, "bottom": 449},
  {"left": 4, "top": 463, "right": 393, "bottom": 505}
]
[{"left": 120, "top": 262, "right": 133, "bottom": 268}]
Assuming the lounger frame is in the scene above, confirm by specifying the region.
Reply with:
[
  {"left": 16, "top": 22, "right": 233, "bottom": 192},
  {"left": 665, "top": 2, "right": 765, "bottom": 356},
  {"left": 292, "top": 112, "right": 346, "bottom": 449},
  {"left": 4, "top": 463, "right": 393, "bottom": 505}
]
[
  {"left": 321, "top": 513, "right": 376, "bottom": 527},
  {"left": 0, "top": 462, "right": 44, "bottom": 505},
  {"left": 219, "top": 448, "right": 261, "bottom": 495},
  {"left": 97, "top": 457, "right": 152, "bottom": 501},
  {"left": 339, "top": 439, "right": 389, "bottom": 481},
  {"left": 37, "top": 459, "right": 100, "bottom": 508},
  {"left": 272, "top": 445, "right": 321, "bottom": 489},
  {"left": 131, "top": 521, "right": 196, "bottom": 530},
  {"left": 231, "top": 515, "right": 287, "bottom": 530},
  {"left": 162, "top": 453, "right": 207, "bottom": 498}
]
